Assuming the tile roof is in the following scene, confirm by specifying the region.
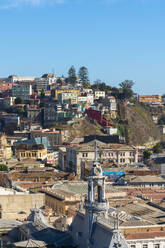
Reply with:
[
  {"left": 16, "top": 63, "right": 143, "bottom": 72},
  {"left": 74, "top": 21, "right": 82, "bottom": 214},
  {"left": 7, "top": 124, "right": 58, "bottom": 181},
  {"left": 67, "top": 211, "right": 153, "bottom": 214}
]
[
  {"left": 126, "top": 231, "right": 165, "bottom": 240},
  {"left": 130, "top": 175, "right": 165, "bottom": 183}
]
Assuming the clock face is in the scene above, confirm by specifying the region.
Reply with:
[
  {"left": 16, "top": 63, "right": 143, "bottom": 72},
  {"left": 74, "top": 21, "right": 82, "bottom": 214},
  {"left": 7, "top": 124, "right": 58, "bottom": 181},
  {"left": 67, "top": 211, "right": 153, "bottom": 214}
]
[{"left": 94, "top": 167, "right": 101, "bottom": 175}]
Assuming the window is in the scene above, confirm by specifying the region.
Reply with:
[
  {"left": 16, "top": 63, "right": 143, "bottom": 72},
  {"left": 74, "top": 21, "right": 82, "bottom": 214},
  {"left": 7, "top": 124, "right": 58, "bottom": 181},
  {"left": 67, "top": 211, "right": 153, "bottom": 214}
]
[
  {"left": 154, "top": 245, "right": 160, "bottom": 248},
  {"left": 143, "top": 245, "right": 148, "bottom": 248},
  {"left": 130, "top": 245, "right": 136, "bottom": 248},
  {"left": 82, "top": 153, "right": 88, "bottom": 157}
]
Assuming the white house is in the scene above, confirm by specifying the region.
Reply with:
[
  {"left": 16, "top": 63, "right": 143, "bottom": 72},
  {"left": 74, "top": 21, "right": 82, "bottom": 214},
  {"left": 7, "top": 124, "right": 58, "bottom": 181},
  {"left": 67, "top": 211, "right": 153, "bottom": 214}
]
[{"left": 94, "top": 91, "right": 105, "bottom": 99}]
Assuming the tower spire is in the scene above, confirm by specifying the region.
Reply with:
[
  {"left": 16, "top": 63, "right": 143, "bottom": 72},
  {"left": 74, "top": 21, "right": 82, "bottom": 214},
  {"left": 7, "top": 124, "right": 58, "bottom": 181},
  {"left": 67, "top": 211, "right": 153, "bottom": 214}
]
[
  {"left": 84, "top": 142, "right": 109, "bottom": 247},
  {"left": 94, "top": 140, "right": 98, "bottom": 162}
]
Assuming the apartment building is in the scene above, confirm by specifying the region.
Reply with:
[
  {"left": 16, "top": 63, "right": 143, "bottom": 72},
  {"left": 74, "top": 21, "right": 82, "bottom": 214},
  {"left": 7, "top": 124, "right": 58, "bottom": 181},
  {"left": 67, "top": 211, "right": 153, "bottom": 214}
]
[
  {"left": 12, "top": 84, "right": 32, "bottom": 100},
  {"left": 34, "top": 74, "right": 56, "bottom": 91}
]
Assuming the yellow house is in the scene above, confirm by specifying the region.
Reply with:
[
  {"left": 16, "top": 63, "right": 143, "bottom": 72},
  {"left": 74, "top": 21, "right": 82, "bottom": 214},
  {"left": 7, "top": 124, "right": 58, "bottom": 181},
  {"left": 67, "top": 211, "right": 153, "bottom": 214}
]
[
  {"left": 15, "top": 144, "right": 47, "bottom": 161},
  {"left": 53, "top": 89, "right": 80, "bottom": 100}
]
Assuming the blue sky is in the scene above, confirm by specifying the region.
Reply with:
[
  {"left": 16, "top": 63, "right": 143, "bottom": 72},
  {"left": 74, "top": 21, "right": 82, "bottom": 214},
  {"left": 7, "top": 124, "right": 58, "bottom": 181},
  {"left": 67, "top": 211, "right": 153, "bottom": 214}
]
[{"left": 0, "top": 0, "right": 165, "bottom": 94}]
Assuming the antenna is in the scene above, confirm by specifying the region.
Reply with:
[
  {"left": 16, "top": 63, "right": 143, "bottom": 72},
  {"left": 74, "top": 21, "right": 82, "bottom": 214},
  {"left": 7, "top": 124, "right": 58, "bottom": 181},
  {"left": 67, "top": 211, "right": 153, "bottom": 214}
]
[{"left": 52, "top": 68, "right": 55, "bottom": 76}]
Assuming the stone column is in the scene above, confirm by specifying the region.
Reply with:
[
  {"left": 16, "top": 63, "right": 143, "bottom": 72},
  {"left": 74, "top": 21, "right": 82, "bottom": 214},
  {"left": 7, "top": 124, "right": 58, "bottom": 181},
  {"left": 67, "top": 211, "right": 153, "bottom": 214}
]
[
  {"left": 91, "top": 179, "right": 94, "bottom": 202},
  {"left": 101, "top": 178, "right": 105, "bottom": 201}
]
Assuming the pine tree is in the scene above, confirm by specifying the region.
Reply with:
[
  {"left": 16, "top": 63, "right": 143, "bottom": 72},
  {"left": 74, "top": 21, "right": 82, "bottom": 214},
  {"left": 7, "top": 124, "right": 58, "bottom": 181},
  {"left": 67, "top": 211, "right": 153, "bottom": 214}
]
[
  {"left": 68, "top": 66, "right": 77, "bottom": 85},
  {"left": 78, "top": 66, "right": 89, "bottom": 85}
]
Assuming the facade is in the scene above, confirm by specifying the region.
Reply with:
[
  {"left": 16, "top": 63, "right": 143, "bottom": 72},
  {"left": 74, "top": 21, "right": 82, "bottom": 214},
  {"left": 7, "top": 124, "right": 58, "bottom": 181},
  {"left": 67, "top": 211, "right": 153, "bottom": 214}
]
[
  {"left": 12, "top": 84, "right": 32, "bottom": 100},
  {"left": 139, "top": 95, "right": 162, "bottom": 104},
  {"left": 34, "top": 75, "right": 56, "bottom": 91},
  {"left": 109, "top": 96, "right": 117, "bottom": 111},
  {"left": 126, "top": 233, "right": 165, "bottom": 248},
  {"left": 42, "top": 188, "right": 80, "bottom": 216},
  {"left": 77, "top": 94, "right": 94, "bottom": 105},
  {"left": 58, "top": 147, "right": 67, "bottom": 171},
  {"left": 30, "top": 129, "right": 64, "bottom": 146},
  {"left": 27, "top": 106, "right": 41, "bottom": 122},
  {"left": 94, "top": 91, "right": 105, "bottom": 99},
  {"left": 127, "top": 175, "right": 165, "bottom": 188},
  {"left": 0, "top": 82, "right": 12, "bottom": 92},
  {"left": 58, "top": 92, "right": 78, "bottom": 104},
  {"left": 0, "top": 193, "right": 45, "bottom": 219},
  {"left": 52, "top": 89, "right": 80, "bottom": 100},
  {"left": 44, "top": 106, "right": 56, "bottom": 123},
  {"left": 83, "top": 88, "right": 93, "bottom": 94},
  {"left": 66, "top": 143, "right": 138, "bottom": 176},
  {"left": 106, "top": 127, "right": 118, "bottom": 135},
  {"left": 15, "top": 144, "right": 47, "bottom": 161},
  {"left": 8, "top": 75, "right": 35, "bottom": 83},
  {"left": 0, "top": 134, "right": 12, "bottom": 161}
]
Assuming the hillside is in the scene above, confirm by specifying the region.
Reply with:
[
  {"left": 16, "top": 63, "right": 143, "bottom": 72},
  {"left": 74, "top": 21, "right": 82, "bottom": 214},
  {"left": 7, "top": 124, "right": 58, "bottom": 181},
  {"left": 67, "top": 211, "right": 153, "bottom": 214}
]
[
  {"left": 68, "top": 117, "right": 103, "bottom": 139},
  {"left": 122, "top": 103, "right": 161, "bottom": 146},
  {"left": 66, "top": 103, "right": 161, "bottom": 146}
]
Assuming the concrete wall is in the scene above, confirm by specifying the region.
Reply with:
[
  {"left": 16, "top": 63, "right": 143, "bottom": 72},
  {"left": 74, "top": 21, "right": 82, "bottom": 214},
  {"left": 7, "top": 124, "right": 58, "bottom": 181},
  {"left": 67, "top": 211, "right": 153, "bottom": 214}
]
[{"left": 0, "top": 193, "right": 45, "bottom": 218}]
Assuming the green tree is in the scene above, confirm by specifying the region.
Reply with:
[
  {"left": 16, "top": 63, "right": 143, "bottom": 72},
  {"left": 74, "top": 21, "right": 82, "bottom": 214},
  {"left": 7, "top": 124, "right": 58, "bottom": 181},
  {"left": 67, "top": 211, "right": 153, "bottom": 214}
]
[
  {"left": 68, "top": 66, "right": 77, "bottom": 85},
  {"left": 0, "top": 164, "right": 8, "bottom": 171},
  {"left": 40, "top": 88, "right": 45, "bottom": 98},
  {"left": 68, "top": 65, "right": 76, "bottom": 78},
  {"left": 56, "top": 78, "right": 63, "bottom": 85},
  {"left": 83, "top": 82, "right": 91, "bottom": 88},
  {"left": 158, "top": 115, "right": 165, "bottom": 125},
  {"left": 122, "top": 88, "right": 134, "bottom": 100},
  {"left": 153, "top": 143, "right": 163, "bottom": 154},
  {"left": 143, "top": 150, "right": 152, "bottom": 161},
  {"left": 15, "top": 97, "right": 23, "bottom": 104},
  {"left": 119, "top": 80, "right": 134, "bottom": 89},
  {"left": 119, "top": 80, "right": 135, "bottom": 100},
  {"left": 111, "top": 87, "right": 120, "bottom": 99},
  {"left": 78, "top": 66, "right": 89, "bottom": 84},
  {"left": 91, "top": 80, "right": 111, "bottom": 94}
]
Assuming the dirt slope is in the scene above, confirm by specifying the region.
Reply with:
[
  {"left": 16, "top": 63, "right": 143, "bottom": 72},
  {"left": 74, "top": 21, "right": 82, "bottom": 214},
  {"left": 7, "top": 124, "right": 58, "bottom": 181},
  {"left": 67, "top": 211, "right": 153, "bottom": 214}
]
[
  {"left": 124, "top": 103, "right": 161, "bottom": 146},
  {"left": 68, "top": 117, "right": 103, "bottom": 139}
]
